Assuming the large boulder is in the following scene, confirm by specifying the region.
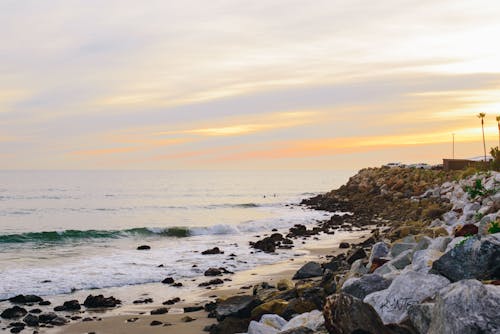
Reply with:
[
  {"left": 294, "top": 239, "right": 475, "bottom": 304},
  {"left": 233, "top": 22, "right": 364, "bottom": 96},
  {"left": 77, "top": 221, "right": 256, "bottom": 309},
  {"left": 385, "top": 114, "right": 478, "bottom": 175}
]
[
  {"left": 323, "top": 293, "right": 392, "bottom": 334},
  {"left": 293, "top": 262, "right": 323, "bottom": 279},
  {"left": 364, "top": 270, "right": 450, "bottom": 324},
  {"left": 281, "top": 309, "right": 324, "bottom": 332},
  {"left": 215, "top": 295, "right": 261, "bottom": 321},
  {"left": 426, "top": 280, "right": 500, "bottom": 334},
  {"left": 341, "top": 274, "right": 392, "bottom": 300},
  {"left": 431, "top": 234, "right": 500, "bottom": 282}
]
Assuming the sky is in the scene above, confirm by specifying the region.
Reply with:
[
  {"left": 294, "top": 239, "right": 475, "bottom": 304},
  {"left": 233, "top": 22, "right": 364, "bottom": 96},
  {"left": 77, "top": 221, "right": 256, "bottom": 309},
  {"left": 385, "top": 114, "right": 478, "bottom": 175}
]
[{"left": 1, "top": 0, "right": 500, "bottom": 170}]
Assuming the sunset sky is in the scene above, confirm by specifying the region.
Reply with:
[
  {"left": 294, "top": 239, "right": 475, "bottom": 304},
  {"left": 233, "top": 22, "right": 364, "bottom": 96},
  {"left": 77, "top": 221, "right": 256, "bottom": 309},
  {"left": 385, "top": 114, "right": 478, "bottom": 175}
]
[{"left": 2, "top": 0, "right": 500, "bottom": 170}]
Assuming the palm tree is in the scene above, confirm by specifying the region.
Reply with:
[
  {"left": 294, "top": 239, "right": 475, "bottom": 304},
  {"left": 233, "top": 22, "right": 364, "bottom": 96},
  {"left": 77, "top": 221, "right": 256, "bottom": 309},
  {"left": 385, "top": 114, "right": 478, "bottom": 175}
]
[
  {"left": 478, "top": 113, "right": 486, "bottom": 161},
  {"left": 496, "top": 115, "right": 500, "bottom": 148}
]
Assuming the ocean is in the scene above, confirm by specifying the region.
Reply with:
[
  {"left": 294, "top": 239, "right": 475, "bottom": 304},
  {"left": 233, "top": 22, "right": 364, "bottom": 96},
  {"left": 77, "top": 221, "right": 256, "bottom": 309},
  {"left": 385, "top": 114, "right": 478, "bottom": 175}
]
[{"left": 0, "top": 170, "right": 353, "bottom": 300}]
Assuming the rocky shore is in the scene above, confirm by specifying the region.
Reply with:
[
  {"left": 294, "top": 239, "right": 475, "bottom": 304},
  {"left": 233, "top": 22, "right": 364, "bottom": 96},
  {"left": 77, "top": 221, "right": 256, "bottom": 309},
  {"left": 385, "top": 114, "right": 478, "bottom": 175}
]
[{"left": 1, "top": 167, "right": 499, "bottom": 334}]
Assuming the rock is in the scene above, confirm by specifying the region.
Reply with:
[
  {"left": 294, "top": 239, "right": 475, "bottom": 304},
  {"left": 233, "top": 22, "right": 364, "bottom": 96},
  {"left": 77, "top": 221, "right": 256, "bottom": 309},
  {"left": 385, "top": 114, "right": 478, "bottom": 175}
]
[
  {"left": 83, "top": 294, "right": 121, "bottom": 308},
  {"left": 364, "top": 271, "right": 450, "bottom": 324},
  {"left": 184, "top": 306, "right": 203, "bottom": 312},
  {"left": 198, "top": 278, "right": 224, "bottom": 287},
  {"left": 339, "top": 242, "right": 349, "bottom": 249},
  {"left": 390, "top": 242, "right": 416, "bottom": 257},
  {"left": 215, "top": 295, "right": 261, "bottom": 321},
  {"left": 431, "top": 234, "right": 500, "bottom": 282},
  {"left": 342, "top": 274, "right": 392, "bottom": 300},
  {"left": 251, "top": 237, "right": 277, "bottom": 253},
  {"left": 202, "top": 247, "right": 223, "bottom": 255},
  {"left": 250, "top": 300, "right": 288, "bottom": 320},
  {"left": 277, "top": 279, "right": 294, "bottom": 291},
  {"left": 370, "top": 242, "right": 391, "bottom": 261},
  {"left": 292, "top": 262, "right": 323, "bottom": 279},
  {"left": 204, "top": 268, "right": 223, "bottom": 276},
  {"left": 323, "top": 293, "right": 391, "bottom": 334},
  {"left": 278, "top": 327, "right": 314, "bottom": 334},
  {"left": 259, "top": 314, "right": 287, "bottom": 330},
  {"left": 38, "top": 312, "right": 57, "bottom": 323},
  {"left": 209, "top": 317, "right": 250, "bottom": 334},
  {"left": 247, "top": 320, "right": 279, "bottom": 334},
  {"left": 388, "top": 249, "right": 413, "bottom": 270},
  {"left": 8, "top": 295, "right": 43, "bottom": 304},
  {"left": 427, "top": 279, "right": 500, "bottom": 334},
  {"left": 369, "top": 258, "right": 390, "bottom": 273},
  {"left": 163, "top": 297, "right": 180, "bottom": 305},
  {"left": 150, "top": 320, "right": 162, "bottom": 326},
  {"left": 1, "top": 306, "right": 27, "bottom": 319},
  {"left": 411, "top": 249, "right": 443, "bottom": 273},
  {"left": 50, "top": 316, "right": 68, "bottom": 326},
  {"left": 407, "top": 303, "right": 434, "bottom": 334},
  {"left": 60, "top": 300, "right": 81, "bottom": 311},
  {"left": 454, "top": 224, "right": 479, "bottom": 237},
  {"left": 347, "top": 248, "right": 366, "bottom": 264},
  {"left": 137, "top": 245, "right": 150, "bottom": 250},
  {"left": 281, "top": 309, "right": 324, "bottom": 331},
  {"left": 22, "top": 314, "right": 39, "bottom": 327},
  {"left": 150, "top": 307, "right": 169, "bottom": 315},
  {"left": 162, "top": 277, "right": 175, "bottom": 284}
]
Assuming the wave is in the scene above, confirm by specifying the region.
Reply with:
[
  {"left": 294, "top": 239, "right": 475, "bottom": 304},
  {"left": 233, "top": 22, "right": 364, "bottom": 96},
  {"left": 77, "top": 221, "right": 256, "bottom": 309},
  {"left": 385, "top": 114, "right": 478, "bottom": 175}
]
[{"left": 0, "top": 227, "right": 191, "bottom": 244}]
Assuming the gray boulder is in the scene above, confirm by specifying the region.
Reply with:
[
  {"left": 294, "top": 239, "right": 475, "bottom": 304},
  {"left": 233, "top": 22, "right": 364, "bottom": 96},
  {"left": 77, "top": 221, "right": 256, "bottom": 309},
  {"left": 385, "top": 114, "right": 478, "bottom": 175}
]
[
  {"left": 427, "top": 280, "right": 500, "bottom": 334},
  {"left": 431, "top": 234, "right": 500, "bottom": 282},
  {"left": 292, "top": 262, "right": 323, "bottom": 279},
  {"left": 364, "top": 270, "right": 450, "bottom": 324},
  {"left": 341, "top": 274, "right": 392, "bottom": 300}
]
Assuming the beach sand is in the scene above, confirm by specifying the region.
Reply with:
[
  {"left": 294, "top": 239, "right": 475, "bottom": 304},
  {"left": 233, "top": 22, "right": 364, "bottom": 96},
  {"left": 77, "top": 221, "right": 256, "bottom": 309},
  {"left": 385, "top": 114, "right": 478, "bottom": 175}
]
[{"left": 51, "top": 230, "right": 369, "bottom": 334}]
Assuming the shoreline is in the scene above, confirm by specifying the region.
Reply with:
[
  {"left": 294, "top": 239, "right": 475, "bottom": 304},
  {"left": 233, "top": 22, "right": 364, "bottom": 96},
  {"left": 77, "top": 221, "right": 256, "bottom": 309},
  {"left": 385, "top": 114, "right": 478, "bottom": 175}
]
[{"left": 53, "top": 230, "right": 370, "bottom": 334}]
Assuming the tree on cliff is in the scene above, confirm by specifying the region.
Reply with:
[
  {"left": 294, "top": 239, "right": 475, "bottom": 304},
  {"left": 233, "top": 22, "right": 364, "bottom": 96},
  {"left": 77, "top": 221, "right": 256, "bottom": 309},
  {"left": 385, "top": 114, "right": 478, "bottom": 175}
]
[
  {"left": 477, "top": 112, "right": 486, "bottom": 161},
  {"left": 496, "top": 115, "right": 500, "bottom": 148}
]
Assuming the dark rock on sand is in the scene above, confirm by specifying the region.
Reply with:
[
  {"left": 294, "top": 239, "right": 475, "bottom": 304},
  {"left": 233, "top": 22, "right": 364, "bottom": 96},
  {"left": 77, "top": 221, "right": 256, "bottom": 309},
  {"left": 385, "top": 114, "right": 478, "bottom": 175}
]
[
  {"left": 1, "top": 306, "right": 28, "bottom": 319},
  {"left": 204, "top": 268, "right": 223, "bottom": 276},
  {"left": 215, "top": 295, "right": 261, "bottom": 321},
  {"left": 431, "top": 234, "right": 500, "bottom": 282},
  {"left": 150, "top": 307, "right": 169, "bottom": 315},
  {"left": 137, "top": 245, "right": 151, "bottom": 250},
  {"left": 346, "top": 248, "right": 367, "bottom": 264},
  {"left": 54, "top": 300, "right": 81, "bottom": 311},
  {"left": 341, "top": 274, "right": 392, "bottom": 300},
  {"left": 292, "top": 261, "right": 323, "bottom": 279},
  {"left": 83, "top": 294, "right": 121, "bottom": 308},
  {"left": 202, "top": 247, "right": 223, "bottom": 255},
  {"left": 198, "top": 278, "right": 224, "bottom": 287},
  {"left": 133, "top": 298, "right": 153, "bottom": 304},
  {"left": 163, "top": 297, "right": 180, "bottom": 305},
  {"left": 162, "top": 277, "right": 175, "bottom": 284},
  {"left": 184, "top": 306, "right": 204, "bottom": 312},
  {"left": 8, "top": 295, "right": 43, "bottom": 304},
  {"left": 22, "top": 314, "right": 39, "bottom": 327},
  {"left": 207, "top": 317, "right": 250, "bottom": 334},
  {"left": 38, "top": 312, "right": 57, "bottom": 323},
  {"left": 323, "top": 293, "right": 392, "bottom": 334}
]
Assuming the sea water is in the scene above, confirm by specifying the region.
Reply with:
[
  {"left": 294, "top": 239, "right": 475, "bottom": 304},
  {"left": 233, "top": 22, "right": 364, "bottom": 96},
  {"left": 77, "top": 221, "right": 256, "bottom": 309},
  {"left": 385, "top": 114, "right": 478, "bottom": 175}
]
[{"left": 0, "top": 170, "right": 353, "bottom": 300}]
